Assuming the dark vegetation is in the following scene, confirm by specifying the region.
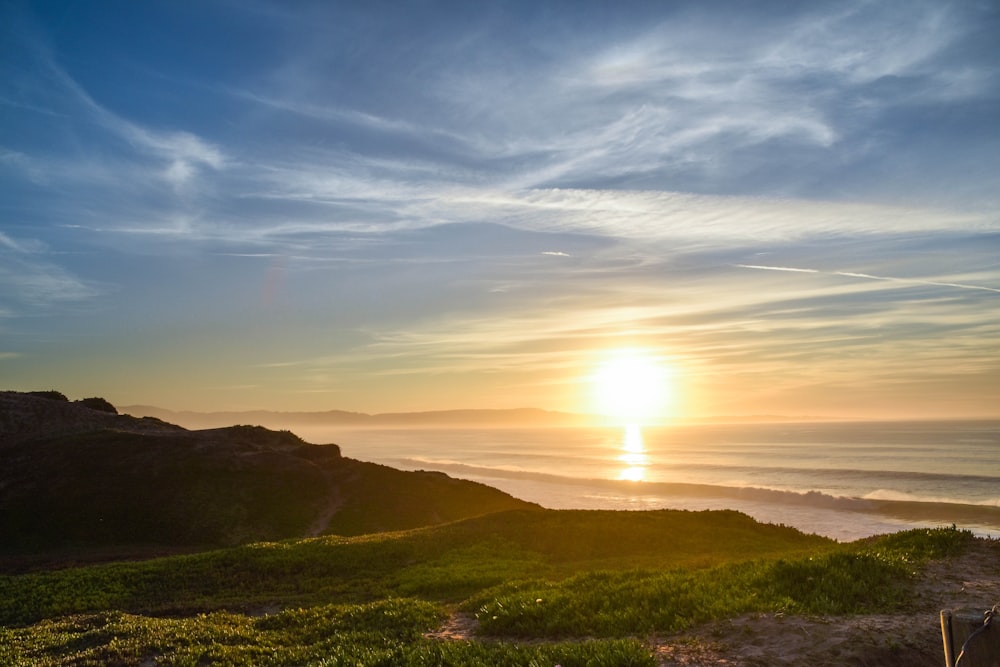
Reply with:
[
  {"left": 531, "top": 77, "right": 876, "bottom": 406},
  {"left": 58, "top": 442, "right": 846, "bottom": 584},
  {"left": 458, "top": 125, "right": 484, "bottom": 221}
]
[
  {"left": 24, "top": 391, "right": 116, "bottom": 413},
  {"left": 0, "top": 391, "right": 533, "bottom": 555},
  {"left": 0, "top": 391, "right": 989, "bottom": 665}
]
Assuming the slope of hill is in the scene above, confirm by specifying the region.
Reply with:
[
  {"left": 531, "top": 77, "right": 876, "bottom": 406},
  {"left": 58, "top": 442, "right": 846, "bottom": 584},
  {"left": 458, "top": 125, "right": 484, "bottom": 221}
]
[
  {"left": 0, "top": 391, "right": 535, "bottom": 558},
  {"left": 1, "top": 510, "right": 990, "bottom": 666}
]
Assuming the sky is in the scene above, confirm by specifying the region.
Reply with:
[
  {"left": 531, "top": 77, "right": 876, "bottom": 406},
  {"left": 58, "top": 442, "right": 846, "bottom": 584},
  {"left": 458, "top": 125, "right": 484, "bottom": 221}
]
[{"left": 1, "top": 0, "right": 998, "bottom": 420}]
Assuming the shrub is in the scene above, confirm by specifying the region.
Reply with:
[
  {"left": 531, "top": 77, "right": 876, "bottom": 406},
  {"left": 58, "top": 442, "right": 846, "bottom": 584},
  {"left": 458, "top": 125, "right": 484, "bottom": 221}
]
[
  {"left": 75, "top": 397, "right": 118, "bottom": 414},
  {"left": 864, "top": 525, "right": 974, "bottom": 561},
  {"left": 25, "top": 391, "right": 68, "bottom": 402}
]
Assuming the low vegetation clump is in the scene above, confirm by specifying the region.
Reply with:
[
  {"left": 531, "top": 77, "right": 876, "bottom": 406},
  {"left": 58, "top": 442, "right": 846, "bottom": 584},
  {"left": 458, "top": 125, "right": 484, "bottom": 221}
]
[
  {"left": 469, "top": 550, "right": 913, "bottom": 637},
  {"left": 0, "top": 511, "right": 976, "bottom": 666},
  {"left": 0, "top": 599, "right": 655, "bottom": 666}
]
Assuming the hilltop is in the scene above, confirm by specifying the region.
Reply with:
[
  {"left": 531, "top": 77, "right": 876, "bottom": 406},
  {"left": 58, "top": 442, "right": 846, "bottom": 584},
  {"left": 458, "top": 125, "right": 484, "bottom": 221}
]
[{"left": 0, "top": 391, "right": 535, "bottom": 562}]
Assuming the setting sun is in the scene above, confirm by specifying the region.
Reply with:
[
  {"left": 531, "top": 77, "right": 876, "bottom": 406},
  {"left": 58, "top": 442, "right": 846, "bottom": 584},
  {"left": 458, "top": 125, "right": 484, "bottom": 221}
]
[{"left": 591, "top": 349, "right": 673, "bottom": 422}]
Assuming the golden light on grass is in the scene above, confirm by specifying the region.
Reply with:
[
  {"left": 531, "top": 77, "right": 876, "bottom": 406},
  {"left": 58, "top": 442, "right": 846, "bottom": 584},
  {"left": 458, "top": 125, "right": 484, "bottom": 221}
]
[{"left": 591, "top": 348, "right": 673, "bottom": 423}]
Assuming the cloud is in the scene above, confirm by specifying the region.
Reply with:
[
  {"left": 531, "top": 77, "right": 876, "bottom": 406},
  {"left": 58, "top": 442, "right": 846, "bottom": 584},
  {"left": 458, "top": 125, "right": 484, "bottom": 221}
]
[
  {"left": 3, "top": 20, "right": 225, "bottom": 193},
  {"left": 737, "top": 264, "right": 1000, "bottom": 294},
  {"left": 737, "top": 265, "right": 819, "bottom": 274},
  {"left": 6, "top": 1, "right": 995, "bottom": 251},
  {"left": 231, "top": 88, "right": 471, "bottom": 150},
  {"left": 832, "top": 271, "right": 1000, "bottom": 294},
  {"left": 62, "top": 78, "right": 226, "bottom": 190},
  {"left": 0, "top": 232, "right": 100, "bottom": 309},
  {"left": 395, "top": 1, "right": 995, "bottom": 198},
  {"left": 415, "top": 188, "right": 995, "bottom": 242},
  {"left": 0, "top": 148, "right": 48, "bottom": 184},
  {"left": 0, "top": 231, "right": 44, "bottom": 253}
]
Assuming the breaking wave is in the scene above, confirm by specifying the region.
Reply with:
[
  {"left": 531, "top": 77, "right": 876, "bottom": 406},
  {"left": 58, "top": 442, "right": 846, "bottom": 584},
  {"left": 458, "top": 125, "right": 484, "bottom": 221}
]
[{"left": 397, "top": 457, "right": 1000, "bottom": 534}]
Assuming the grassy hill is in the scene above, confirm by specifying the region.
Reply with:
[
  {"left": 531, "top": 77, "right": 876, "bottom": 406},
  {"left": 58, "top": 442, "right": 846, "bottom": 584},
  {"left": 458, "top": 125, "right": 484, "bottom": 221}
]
[{"left": 0, "top": 510, "right": 981, "bottom": 666}]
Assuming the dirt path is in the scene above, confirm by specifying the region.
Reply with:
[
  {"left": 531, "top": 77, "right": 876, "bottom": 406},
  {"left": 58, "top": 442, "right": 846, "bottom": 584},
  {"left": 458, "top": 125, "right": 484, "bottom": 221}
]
[
  {"left": 426, "top": 539, "right": 1000, "bottom": 666},
  {"left": 305, "top": 467, "right": 354, "bottom": 537}
]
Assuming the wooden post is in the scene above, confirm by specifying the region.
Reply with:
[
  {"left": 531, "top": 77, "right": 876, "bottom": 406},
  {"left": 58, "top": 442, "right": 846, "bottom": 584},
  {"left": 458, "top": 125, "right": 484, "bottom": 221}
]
[{"left": 942, "top": 608, "right": 1000, "bottom": 667}]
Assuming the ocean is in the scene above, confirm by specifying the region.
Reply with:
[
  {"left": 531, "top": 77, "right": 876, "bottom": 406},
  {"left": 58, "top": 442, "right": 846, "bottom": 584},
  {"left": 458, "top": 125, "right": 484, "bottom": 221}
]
[{"left": 293, "top": 420, "right": 1000, "bottom": 542}]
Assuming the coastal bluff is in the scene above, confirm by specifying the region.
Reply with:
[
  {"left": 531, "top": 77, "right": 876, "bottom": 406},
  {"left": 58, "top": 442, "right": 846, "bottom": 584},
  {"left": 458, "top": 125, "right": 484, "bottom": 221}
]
[{"left": 0, "top": 391, "right": 534, "bottom": 558}]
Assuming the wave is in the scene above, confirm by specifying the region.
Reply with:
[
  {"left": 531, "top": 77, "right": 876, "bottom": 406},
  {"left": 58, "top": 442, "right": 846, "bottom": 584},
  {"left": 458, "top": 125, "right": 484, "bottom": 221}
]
[
  {"left": 397, "top": 457, "right": 1000, "bottom": 531},
  {"left": 862, "top": 488, "right": 1000, "bottom": 506},
  {"left": 647, "top": 462, "right": 1000, "bottom": 487}
]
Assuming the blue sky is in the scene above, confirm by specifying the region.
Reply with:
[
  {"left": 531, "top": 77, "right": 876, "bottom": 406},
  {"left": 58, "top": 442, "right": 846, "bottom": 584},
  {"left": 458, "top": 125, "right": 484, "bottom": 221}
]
[{"left": 2, "top": 0, "right": 998, "bottom": 418}]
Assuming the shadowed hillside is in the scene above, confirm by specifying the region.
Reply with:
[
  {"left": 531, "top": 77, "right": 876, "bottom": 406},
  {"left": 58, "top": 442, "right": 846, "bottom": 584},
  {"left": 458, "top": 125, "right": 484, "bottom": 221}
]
[{"left": 0, "top": 392, "right": 535, "bottom": 560}]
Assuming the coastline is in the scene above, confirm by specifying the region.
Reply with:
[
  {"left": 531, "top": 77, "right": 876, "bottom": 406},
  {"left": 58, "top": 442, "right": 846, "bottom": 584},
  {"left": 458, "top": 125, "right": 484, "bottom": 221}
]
[
  {"left": 400, "top": 466, "right": 1000, "bottom": 541},
  {"left": 296, "top": 421, "right": 1000, "bottom": 542}
]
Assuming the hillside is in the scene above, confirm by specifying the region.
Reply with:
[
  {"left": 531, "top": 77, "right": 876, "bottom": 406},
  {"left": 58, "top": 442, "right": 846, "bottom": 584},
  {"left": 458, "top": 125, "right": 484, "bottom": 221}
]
[
  {"left": 1, "top": 510, "right": 994, "bottom": 666},
  {"left": 0, "top": 391, "right": 535, "bottom": 558}
]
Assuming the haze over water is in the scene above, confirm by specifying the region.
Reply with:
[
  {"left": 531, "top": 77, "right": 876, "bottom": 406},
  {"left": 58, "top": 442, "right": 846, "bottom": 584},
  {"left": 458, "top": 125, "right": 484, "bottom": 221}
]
[{"left": 297, "top": 420, "right": 1000, "bottom": 542}]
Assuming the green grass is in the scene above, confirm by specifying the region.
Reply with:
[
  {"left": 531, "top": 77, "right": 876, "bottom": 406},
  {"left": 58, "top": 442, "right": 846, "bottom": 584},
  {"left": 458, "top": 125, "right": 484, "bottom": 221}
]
[
  {"left": 0, "top": 600, "right": 441, "bottom": 666},
  {"left": 0, "top": 509, "right": 977, "bottom": 665},
  {"left": 467, "top": 550, "right": 915, "bottom": 637},
  {"left": 0, "top": 601, "right": 655, "bottom": 666},
  {"left": 0, "top": 509, "right": 833, "bottom": 625}
]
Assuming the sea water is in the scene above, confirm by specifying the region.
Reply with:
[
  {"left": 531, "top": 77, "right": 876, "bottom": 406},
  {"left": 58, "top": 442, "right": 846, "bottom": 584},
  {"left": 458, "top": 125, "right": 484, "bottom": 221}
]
[{"left": 293, "top": 420, "right": 1000, "bottom": 541}]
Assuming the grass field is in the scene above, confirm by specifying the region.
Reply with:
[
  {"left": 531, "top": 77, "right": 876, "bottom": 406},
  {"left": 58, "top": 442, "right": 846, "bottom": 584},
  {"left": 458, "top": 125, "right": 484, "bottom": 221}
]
[{"left": 0, "top": 508, "right": 975, "bottom": 666}]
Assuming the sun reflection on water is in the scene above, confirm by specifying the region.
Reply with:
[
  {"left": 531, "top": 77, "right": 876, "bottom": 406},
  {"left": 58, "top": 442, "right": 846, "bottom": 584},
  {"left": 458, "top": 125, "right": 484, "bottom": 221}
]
[{"left": 618, "top": 423, "right": 649, "bottom": 482}]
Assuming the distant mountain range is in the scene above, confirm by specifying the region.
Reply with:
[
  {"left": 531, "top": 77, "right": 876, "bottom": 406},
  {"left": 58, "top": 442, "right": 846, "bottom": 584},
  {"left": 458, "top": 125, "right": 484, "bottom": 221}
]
[
  {"left": 0, "top": 391, "right": 536, "bottom": 562},
  {"left": 120, "top": 404, "right": 840, "bottom": 431},
  {"left": 120, "top": 405, "right": 596, "bottom": 430}
]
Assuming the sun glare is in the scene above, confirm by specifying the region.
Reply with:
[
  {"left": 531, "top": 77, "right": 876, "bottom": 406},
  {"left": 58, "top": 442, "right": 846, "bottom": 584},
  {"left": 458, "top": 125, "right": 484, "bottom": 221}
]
[
  {"left": 618, "top": 423, "right": 648, "bottom": 481},
  {"left": 591, "top": 349, "right": 672, "bottom": 422}
]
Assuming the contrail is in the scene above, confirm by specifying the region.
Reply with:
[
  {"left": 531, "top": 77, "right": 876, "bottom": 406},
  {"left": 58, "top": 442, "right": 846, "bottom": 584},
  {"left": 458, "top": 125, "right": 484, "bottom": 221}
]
[
  {"left": 736, "top": 265, "right": 1000, "bottom": 294},
  {"left": 736, "top": 264, "right": 818, "bottom": 274}
]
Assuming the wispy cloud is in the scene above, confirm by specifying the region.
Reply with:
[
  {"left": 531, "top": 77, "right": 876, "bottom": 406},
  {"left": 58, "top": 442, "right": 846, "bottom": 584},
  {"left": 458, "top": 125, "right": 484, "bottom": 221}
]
[
  {"left": 738, "top": 264, "right": 1000, "bottom": 294},
  {"left": 737, "top": 265, "right": 819, "bottom": 274},
  {"left": 54, "top": 70, "right": 225, "bottom": 190},
  {"left": 0, "top": 232, "right": 100, "bottom": 308},
  {"left": 3, "top": 20, "right": 225, "bottom": 195},
  {"left": 0, "top": 148, "right": 48, "bottom": 184},
  {"left": 409, "top": 1, "right": 996, "bottom": 198},
  {"left": 833, "top": 271, "right": 1000, "bottom": 294}
]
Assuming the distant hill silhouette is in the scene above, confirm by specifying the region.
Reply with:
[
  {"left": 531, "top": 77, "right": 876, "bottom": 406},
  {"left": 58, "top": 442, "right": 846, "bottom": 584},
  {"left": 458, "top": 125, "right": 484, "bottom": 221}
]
[
  {"left": 121, "top": 405, "right": 840, "bottom": 431},
  {"left": 0, "top": 392, "right": 535, "bottom": 557},
  {"left": 120, "top": 404, "right": 593, "bottom": 430}
]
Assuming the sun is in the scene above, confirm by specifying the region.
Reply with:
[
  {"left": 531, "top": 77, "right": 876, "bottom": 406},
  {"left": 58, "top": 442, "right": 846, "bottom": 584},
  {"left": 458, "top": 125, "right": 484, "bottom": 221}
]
[{"left": 590, "top": 349, "right": 672, "bottom": 422}]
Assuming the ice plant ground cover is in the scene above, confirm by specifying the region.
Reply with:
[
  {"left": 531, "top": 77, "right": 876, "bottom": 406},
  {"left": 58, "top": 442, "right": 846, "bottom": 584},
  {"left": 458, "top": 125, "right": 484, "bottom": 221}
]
[{"left": 0, "top": 509, "right": 986, "bottom": 666}]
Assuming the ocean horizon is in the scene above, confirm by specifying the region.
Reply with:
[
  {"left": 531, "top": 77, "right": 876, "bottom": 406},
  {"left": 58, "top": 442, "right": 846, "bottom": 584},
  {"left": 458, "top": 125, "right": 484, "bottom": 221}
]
[{"left": 293, "top": 419, "right": 1000, "bottom": 542}]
